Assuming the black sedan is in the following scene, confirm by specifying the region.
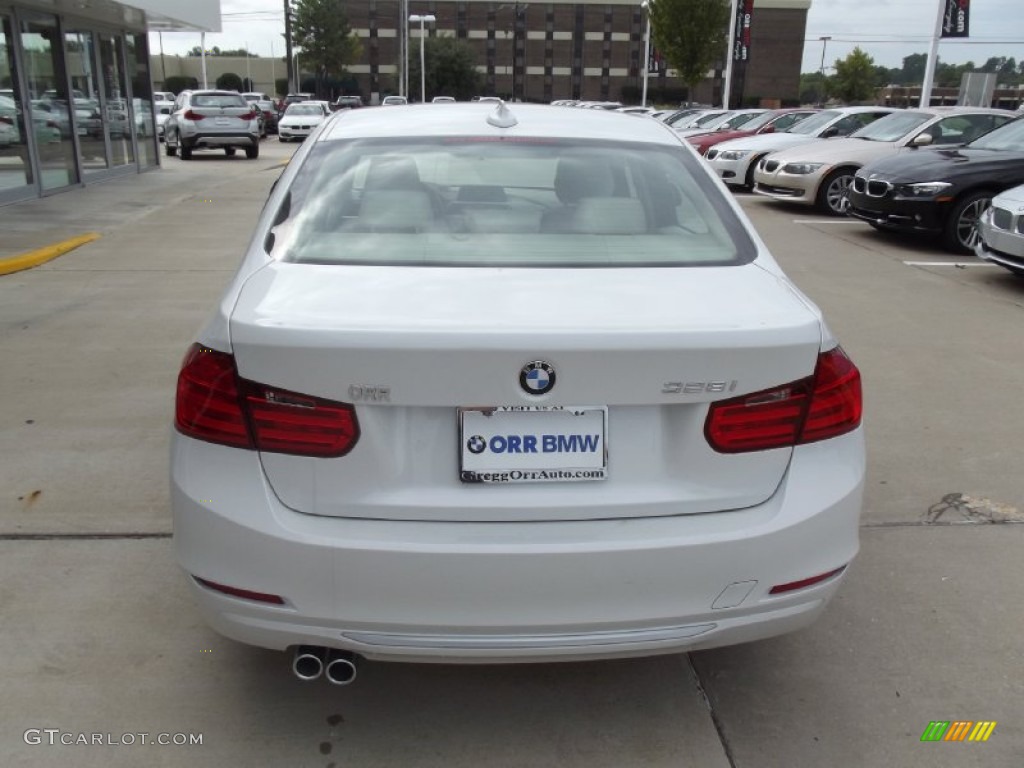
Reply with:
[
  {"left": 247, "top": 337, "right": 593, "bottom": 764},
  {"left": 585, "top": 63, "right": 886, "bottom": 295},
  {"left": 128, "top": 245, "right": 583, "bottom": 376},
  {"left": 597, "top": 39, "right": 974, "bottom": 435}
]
[{"left": 847, "top": 117, "right": 1024, "bottom": 253}]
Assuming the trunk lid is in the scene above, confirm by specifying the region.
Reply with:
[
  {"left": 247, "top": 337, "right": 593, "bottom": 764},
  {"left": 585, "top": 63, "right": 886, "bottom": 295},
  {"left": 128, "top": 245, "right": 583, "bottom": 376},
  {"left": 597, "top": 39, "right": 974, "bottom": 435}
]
[{"left": 229, "top": 263, "right": 823, "bottom": 522}]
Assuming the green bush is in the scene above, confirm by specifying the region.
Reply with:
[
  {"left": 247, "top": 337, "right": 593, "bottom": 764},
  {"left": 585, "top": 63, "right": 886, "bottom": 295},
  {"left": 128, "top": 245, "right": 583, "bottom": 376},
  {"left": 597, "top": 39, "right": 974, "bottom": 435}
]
[
  {"left": 620, "top": 84, "right": 642, "bottom": 104},
  {"left": 275, "top": 78, "right": 290, "bottom": 97},
  {"left": 216, "top": 72, "right": 244, "bottom": 92},
  {"left": 163, "top": 75, "right": 198, "bottom": 95}
]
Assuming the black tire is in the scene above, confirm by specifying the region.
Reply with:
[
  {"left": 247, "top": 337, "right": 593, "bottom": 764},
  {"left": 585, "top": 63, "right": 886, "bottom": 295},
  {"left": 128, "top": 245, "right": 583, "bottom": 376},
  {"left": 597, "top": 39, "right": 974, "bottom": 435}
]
[
  {"left": 245, "top": 142, "right": 259, "bottom": 159},
  {"left": 816, "top": 168, "right": 856, "bottom": 216},
  {"left": 165, "top": 138, "right": 176, "bottom": 157},
  {"left": 180, "top": 142, "right": 192, "bottom": 160},
  {"left": 225, "top": 147, "right": 237, "bottom": 157},
  {"left": 942, "top": 190, "right": 991, "bottom": 254}
]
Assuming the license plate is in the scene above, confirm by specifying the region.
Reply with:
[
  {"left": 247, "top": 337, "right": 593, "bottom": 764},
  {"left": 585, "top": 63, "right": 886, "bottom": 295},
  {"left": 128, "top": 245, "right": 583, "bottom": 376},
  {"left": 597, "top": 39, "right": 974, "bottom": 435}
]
[
  {"left": 459, "top": 406, "right": 607, "bottom": 484},
  {"left": 215, "top": 117, "right": 231, "bottom": 125},
  {"left": 77, "top": 127, "right": 86, "bottom": 135}
]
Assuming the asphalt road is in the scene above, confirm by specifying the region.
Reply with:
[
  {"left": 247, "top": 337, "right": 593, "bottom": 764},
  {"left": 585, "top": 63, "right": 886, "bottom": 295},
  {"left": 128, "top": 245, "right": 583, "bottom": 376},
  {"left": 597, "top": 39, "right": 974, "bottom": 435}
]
[{"left": 1, "top": 138, "right": 1021, "bottom": 767}]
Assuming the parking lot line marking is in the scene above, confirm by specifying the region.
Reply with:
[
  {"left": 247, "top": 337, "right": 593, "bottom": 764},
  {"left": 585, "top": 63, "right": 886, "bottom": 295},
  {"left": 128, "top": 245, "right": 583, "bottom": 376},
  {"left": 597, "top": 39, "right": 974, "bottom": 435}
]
[
  {"left": 902, "top": 261, "right": 998, "bottom": 267},
  {"left": 0, "top": 232, "right": 101, "bottom": 276}
]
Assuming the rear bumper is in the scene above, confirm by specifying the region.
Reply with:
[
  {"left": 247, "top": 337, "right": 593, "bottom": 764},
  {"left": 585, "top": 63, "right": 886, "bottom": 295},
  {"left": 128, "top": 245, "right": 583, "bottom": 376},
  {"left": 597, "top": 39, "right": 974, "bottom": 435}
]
[
  {"left": 172, "top": 429, "right": 864, "bottom": 663},
  {"left": 182, "top": 132, "right": 259, "bottom": 148}
]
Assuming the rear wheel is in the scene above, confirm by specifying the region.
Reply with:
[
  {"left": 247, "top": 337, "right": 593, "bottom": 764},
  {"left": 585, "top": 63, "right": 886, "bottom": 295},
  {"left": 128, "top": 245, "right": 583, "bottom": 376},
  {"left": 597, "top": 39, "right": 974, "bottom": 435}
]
[
  {"left": 245, "top": 142, "right": 259, "bottom": 159},
  {"left": 817, "top": 168, "right": 856, "bottom": 216},
  {"left": 165, "top": 136, "right": 176, "bottom": 157},
  {"left": 180, "top": 142, "right": 192, "bottom": 160},
  {"left": 225, "top": 147, "right": 237, "bottom": 157},
  {"left": 942, "top": 191, "right": 991, "bottom": 254}
]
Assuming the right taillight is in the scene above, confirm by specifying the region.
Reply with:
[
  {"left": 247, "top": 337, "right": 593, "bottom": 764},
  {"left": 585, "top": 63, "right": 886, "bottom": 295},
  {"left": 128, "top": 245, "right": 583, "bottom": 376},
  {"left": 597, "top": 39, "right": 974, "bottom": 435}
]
[
  {"left": 705, "top": 346, "right": 861, "bottom": 453},
  {"left": 175, "top": 344, "right": 360, "bottom": 458}
]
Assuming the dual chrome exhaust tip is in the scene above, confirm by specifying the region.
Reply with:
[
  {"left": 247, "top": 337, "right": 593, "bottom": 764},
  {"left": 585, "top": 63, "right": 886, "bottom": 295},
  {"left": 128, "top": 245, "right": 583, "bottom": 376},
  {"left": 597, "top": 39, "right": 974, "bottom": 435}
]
[{"left": 291, "top": 646, "right": 358, "bottom": 685}]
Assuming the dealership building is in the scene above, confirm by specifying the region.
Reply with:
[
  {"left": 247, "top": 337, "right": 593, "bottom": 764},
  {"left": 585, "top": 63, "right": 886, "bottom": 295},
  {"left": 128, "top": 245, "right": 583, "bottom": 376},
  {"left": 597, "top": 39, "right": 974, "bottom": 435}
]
[
  {"left": 0, "top": 0, "right": 217, "bottom": 205},
  {"left": 341, "top": 0, "right": 812, "bottom": 104}
]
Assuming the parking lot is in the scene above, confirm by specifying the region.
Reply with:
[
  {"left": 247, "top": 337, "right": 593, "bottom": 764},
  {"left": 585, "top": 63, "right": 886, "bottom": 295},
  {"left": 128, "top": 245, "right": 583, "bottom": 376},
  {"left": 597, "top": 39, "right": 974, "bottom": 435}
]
[{"left": 2, "top": 136, "right": 1021, "bottom": 767}]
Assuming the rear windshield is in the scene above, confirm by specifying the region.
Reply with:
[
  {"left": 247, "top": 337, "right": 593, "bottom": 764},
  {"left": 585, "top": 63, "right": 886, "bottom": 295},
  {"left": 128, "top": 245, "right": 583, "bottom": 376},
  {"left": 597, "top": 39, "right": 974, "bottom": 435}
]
[
  {"left": 192, "top": 94, "right": 247, "bottom": 108},
  {"left": 269, "top": 137, "right": 756, "bottom": 268}
]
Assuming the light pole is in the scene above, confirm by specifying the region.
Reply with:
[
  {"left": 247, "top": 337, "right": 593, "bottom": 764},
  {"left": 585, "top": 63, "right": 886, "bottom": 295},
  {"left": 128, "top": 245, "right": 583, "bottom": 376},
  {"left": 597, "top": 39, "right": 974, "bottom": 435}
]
[
  {"left": 400, "top": 0, "right": 409, "bottom": 97},
  {"left": 818, "top": 36, "right": 832, "bottom": 77},
  {"left": 722, "top": 0, "right": 739, "bottom": 108},
  {"left": 640, "top": 1, "right": 651, "bottom": 107},
  {"left": 409, "top": 14, "right": 436, "bottom": 103}
]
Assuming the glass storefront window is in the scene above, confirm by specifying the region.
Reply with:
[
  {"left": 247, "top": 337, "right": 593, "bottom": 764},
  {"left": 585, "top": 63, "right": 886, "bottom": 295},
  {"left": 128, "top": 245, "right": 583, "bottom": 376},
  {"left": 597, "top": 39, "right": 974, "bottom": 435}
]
[
  {"left": 0, "top": 14, "right": 34, "bottom": 197},
  {"left": 98, "top": 33, "right": 133, "bottom": 168},
  {"left": 19, "top": 12, "right": 79, "bottom": 191},
  {"left": 64, "top": 29, "right": 107, "bottom": 174},
  {"left": 127, "top": 33, "right": 156, "bottom": 167}
]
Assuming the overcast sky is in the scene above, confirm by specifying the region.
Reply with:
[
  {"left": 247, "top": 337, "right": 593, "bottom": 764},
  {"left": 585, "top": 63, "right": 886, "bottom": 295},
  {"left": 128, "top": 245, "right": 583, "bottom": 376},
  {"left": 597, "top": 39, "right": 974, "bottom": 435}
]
[{"left": 151, "top": 0, "right": 1024, "bottom": 74}]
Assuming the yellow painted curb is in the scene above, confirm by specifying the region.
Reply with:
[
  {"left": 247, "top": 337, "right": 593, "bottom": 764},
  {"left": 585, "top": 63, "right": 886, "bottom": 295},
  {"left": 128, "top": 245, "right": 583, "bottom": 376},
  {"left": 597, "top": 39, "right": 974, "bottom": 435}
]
[{"left": 0, "top": 232, "right": 101, "bottom": 276}]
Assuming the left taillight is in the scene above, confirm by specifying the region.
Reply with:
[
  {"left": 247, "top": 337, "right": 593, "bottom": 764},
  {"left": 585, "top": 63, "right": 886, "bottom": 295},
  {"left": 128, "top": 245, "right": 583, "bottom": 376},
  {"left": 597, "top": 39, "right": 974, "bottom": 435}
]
[
  {"left": 175, "top": 344, "right": 360, "bottom": 457},
  {"left": 705, "top": 346, "right": 862, "bottom": 453}
]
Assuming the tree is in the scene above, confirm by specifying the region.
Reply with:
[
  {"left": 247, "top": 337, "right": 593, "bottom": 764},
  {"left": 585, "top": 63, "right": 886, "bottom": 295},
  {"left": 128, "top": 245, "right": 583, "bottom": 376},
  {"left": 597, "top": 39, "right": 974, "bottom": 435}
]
[
  {"left": 830, "top": 47, "right": 876, "bottom": 103},
  {"left": 187, "top": 46, "right": 255, "bottom": 58},
  {"left": 901, "top": 53, "right": 928, "bottom": 85},
  {"left": 291, "top": 0, "right": 363, "bottom": 98},
  {"left": 648, "top": 0, "right": 731, "bottom": 97},
  {"left": 407, "top": 36, "right": 482, "bottom": 102},
  {"left": 215, "top": 72, "right": 244, "bottom": 92},
  {"left": 799, "top": 71, "right": 828, "bottom": 104}
]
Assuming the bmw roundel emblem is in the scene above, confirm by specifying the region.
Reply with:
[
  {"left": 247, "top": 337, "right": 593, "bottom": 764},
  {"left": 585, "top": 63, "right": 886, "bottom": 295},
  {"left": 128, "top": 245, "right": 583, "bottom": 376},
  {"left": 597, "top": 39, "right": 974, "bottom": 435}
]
[
  {"left": 520, "top": 360, "right": 556, "bottom": 396},
  {"left": 467, "top": 435, "right": 486, "bottom": 454}
]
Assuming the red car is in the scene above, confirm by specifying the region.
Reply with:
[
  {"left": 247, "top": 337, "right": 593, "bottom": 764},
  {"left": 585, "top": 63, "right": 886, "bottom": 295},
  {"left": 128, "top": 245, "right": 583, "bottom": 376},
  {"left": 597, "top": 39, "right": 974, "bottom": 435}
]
[{"left": 687, "top": 108, "right": 819, "bottom": 156}]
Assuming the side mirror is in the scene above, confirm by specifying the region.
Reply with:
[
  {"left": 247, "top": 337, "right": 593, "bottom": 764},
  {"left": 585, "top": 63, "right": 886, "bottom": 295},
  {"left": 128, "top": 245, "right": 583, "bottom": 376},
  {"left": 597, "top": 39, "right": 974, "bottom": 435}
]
[
  {"left": 761, "top": 126, "right": 776, "bottom": 134},
  {"left": 910, "top": 133, "right": 934, "bottom": 147},
  {"left": 822, "top": 126, "right": 840, "bottom": 138}
]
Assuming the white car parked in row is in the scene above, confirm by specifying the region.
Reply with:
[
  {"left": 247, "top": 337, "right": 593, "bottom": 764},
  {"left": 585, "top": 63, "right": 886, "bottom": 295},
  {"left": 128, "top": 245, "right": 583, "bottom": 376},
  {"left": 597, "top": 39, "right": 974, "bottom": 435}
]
[
  {"left": 753, "top": 107, "right": 1014, "bottom": 215},
  {"left": 277, "top": 101, "right": 329, "bottom": 142},
  {"left": 705, "top": 106, "right": 896, "bottom": 190},
  {"left": 172, "top": 102, "right": 865, "bottom": 683}
]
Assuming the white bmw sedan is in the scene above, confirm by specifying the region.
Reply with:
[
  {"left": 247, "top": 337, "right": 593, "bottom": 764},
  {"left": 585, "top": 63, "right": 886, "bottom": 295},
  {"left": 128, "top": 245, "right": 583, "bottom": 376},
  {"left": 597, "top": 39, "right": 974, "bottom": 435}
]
[{"left": 172, "top": 102, "right": 864, "bottom": 682}]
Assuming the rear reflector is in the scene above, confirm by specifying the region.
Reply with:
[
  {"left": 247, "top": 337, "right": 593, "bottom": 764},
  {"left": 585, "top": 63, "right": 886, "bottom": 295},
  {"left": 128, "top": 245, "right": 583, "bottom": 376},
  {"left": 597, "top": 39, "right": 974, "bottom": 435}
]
[
  {"left": 705, "top": 346, "right": 861, "bottom": 453},
  {"left": 175, "top": 344, "right": 360, "bottom": 457},
  {"left": 769, "top": 566, "right": 846, "bottom": 595},
  {"left": 194, "top": 576, "right": 285, "bottom": 605}
]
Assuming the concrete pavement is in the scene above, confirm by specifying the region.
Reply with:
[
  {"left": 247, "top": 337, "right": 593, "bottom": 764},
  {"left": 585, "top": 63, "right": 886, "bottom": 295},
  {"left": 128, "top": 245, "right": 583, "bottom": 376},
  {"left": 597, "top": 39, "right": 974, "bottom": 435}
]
[{"left": 2, "top": 145, "right": 1021, "bottom": 766}]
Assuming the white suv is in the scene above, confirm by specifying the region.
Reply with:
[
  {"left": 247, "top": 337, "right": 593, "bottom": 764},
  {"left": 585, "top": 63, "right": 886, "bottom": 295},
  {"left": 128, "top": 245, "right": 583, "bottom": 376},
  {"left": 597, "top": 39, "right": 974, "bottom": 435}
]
[{"left": 163, "top": 90, "right": 260, "bottom": 160}]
